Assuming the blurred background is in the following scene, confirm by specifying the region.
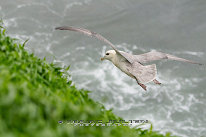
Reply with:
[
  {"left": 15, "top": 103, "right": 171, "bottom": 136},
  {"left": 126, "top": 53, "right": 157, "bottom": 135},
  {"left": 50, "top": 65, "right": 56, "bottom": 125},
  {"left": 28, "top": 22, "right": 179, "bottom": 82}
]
[{"left": 0, "top": 0, "right": 206, "bottom": 136}]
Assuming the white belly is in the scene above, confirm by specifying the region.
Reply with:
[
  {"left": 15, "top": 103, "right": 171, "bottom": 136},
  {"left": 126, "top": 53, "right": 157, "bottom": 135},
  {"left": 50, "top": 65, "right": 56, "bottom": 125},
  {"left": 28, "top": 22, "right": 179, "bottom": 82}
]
[{"left": 114, "top": 61, "right": 134, "bottom": 78}]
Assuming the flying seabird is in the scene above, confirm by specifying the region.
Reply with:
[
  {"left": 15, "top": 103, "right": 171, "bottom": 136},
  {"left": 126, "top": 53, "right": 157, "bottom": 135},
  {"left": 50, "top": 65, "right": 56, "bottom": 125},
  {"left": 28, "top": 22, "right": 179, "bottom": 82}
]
[{"left": 55, "top": 26, "right": 203, "bottom": 91}]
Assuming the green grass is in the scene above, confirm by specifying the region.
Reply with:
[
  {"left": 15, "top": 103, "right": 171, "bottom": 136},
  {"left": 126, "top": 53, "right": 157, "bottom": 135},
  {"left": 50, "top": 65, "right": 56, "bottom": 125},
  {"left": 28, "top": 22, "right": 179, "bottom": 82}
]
[{"left": 0, "top": 21, "right": 176, "bottom": 137}]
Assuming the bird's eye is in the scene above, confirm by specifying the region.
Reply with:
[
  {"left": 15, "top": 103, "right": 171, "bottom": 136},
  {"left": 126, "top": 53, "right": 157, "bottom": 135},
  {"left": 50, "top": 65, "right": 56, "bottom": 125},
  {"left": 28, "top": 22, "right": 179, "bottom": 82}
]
[{"left": 106, "top": 53, "right": 109, "bottom": 55}]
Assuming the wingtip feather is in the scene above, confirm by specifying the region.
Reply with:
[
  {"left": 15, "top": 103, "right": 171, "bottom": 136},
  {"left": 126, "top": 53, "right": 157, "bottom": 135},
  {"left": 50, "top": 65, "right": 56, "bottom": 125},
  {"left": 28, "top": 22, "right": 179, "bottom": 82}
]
[
  {"left": 193, "top": 62, "right": 204, "bottom": 66},
  {"left": 55, "top": 26, "right": 66, "bottom": 30},
  {"left": 199, "top": 63, "right": 204, "bottom": 66}
]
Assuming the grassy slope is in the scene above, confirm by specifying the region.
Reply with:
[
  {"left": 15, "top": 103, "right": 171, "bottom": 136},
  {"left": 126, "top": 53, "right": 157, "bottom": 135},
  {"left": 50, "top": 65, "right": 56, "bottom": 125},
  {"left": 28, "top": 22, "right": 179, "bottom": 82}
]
[{"left": 0, "top": 24, "right": 175, "bottom": 137}]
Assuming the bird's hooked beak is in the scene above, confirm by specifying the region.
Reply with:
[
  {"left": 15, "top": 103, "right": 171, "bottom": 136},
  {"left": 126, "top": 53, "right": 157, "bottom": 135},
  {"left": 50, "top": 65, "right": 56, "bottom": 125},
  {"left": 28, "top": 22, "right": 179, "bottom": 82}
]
[{"left": 100, "top": 56, "right": 105, "bottom": 61}]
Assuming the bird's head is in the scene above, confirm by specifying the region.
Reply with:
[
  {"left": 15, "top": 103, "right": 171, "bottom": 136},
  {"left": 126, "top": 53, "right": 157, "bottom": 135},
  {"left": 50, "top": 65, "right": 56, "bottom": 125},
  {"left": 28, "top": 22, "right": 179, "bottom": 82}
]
[{"left": 101, "top": 50, "right": 116, "bottom": 62}]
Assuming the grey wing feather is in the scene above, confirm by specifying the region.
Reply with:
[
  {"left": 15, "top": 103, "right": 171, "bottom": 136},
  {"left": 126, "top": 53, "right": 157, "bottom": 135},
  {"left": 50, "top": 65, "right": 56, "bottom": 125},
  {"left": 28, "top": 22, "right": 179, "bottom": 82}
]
[
  {"left": 55, "top": 26, "right": 133, "bottom": 63},
  {"left": 129, "top": 62, "right": 157, "bottom": 84},
  {"left": 119, "top": 51, "right": 137, "bottom": 64},
  {"left": 133, "top": 51, "right": 203, "bottom": 65}
]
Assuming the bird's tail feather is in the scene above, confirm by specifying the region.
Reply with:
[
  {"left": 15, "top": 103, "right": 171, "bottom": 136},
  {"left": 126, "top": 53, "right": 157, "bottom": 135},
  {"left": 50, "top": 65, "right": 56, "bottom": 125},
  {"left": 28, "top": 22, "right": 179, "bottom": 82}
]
[{"left": 132, "top": 64, "right": 157, "bottom": 84}]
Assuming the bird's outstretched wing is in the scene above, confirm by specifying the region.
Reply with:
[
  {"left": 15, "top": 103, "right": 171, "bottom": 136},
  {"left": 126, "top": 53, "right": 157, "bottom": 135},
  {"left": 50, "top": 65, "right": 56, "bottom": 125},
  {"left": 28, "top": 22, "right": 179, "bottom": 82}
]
[
  {"left": 132, "top": 51, "right": 203, "bottom": 65},
  {"left": 55, "top": 26, "right": 133, "bottom": 63}
]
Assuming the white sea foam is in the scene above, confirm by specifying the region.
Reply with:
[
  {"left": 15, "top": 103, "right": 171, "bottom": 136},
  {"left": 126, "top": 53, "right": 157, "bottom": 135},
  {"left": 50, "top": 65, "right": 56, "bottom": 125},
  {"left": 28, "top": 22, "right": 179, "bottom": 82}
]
[
  {"left": 175, "top": 51, "right": 205, "bottom": 57},
  {"left": 4, "top": 18, "right": 18, "bottom": 28},
  {"left": 63, "top": 0, "right": 92, "bottom": 16}
]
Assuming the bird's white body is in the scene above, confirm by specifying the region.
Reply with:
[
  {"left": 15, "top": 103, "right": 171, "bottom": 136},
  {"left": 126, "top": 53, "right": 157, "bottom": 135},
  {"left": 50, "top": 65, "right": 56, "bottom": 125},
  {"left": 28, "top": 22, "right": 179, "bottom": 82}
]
[
  {"left": 102, "top": 50, "right": 156, "bottom": 85},
  {"left": 109, "top": 50, "right": 134, "bottom": 78}
]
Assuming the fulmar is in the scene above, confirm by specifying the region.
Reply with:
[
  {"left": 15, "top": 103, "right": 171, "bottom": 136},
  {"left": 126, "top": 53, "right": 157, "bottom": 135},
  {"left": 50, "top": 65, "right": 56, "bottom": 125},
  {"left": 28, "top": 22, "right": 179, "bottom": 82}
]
[{"left": 55, "top": 26, "right": 203, "bottom": 91}]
